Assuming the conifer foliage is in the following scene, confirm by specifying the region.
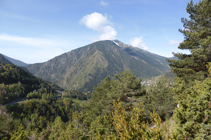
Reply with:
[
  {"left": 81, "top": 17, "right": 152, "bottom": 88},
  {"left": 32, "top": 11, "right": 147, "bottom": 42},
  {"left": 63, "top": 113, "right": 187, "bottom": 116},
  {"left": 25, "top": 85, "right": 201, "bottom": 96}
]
[
  {"left": 173, "top": 63, "right": 211, "bottom": 139},
  {"left": 144, "top": 78, "right": 175, "bottom": 121},
  {"left": 109, "top": 101, "right": 169, "bottom": 139},
  {"left": 84, "top": 70, "right": 146, "bottom": 123},
  {"left": 167, "top": 0, "right": 211, "bottom": 85}
]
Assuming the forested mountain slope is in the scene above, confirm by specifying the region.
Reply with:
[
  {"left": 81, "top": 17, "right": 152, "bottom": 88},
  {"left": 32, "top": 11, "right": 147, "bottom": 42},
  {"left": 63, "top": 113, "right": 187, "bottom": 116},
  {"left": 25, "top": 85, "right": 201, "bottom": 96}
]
[
  {"left": 0, "top": 57, "right": 62, "bottom": 104},
  {"left": 0, "top": 54, "right": 13, "bottom": 65}
]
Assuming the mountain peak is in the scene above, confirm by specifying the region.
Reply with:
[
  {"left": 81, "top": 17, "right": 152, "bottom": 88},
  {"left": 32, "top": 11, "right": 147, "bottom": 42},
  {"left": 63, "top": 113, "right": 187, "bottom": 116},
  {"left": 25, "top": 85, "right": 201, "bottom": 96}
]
[
  {"left": 111, "top": 39, "right": 130, "bottom": 48},
  {"left": 111, "top": 39, "right": 148, "bottom": 52},
  {"left": 25, "top": 40, "right": 170, "bottom": 92}
]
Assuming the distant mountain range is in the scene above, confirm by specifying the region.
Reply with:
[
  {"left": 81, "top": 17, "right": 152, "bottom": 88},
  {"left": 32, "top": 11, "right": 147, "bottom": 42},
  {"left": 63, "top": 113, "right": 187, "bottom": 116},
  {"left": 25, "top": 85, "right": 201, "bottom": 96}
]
[
  {"left": 0, "top": 53, "right": 13, "bottom": 64},
  {"left": 3, "top": 54, "right": 28, "bottom": 66},
  {"left": 25, "top": 40, "right": 171, "bottom": 92}
]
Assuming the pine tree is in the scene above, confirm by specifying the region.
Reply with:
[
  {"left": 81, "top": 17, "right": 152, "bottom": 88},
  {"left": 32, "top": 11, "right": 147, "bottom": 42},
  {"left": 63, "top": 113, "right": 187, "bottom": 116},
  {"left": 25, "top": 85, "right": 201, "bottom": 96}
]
[
  {"left": 167, "top": 0, "right": 211, "bottom": 85},
  {"left": 10, "top": 124, "right": 28, "bottom": 140},
  {"left": 104, "top": 100, "right": 172, "bottom": 139},
  {"left": 84, "top": 70, "right": 145, "bottom": 126},
  {"left": 144, "top": 78, "right": 175, "bottom": 121},
  {"left": 173, "top": 63, "right": 211, "bottom": 139}
]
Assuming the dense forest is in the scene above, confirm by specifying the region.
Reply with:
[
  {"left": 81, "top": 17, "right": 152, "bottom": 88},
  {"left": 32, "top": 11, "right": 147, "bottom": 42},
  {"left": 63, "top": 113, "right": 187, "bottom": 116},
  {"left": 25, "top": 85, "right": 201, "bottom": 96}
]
[
  {"left": 0, "top": 0, "right": 211, "bottom": 139},
  {"left": 0, "top": 70, "right": 175, "bottom": 139}
]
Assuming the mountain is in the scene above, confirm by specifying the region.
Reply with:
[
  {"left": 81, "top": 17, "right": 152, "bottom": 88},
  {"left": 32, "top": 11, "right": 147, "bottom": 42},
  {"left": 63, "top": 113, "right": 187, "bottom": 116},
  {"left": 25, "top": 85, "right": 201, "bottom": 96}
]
[
  {"left": 3, "top": 54, "right": 28, "bottom": 66},
  {"left": 0, "top": 53, "right": 13, "bottom": 64},
  {"left": 168, "top": 56, "right": 179, "bottom": 60},
  {"left": 0, "top": 60, "right": 63, "bottom": 104},
  {"left": 25, "top": 40, "right": 171, "bottom": 92},
  {"left": 0, "top": 54, "right": 32, "bottom": 74},
  {"left": 143, "top": 71, "right": 176, "bottom": 85},
  {"left": 163, "top": 71, "right": 176, "bottom": 82}
]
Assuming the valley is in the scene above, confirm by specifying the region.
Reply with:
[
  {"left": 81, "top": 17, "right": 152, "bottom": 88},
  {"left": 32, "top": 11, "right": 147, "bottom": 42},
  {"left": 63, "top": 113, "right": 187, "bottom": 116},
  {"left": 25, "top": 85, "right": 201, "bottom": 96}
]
[{"left": 0, "top": 41, "right": 176, "bottom": 139}]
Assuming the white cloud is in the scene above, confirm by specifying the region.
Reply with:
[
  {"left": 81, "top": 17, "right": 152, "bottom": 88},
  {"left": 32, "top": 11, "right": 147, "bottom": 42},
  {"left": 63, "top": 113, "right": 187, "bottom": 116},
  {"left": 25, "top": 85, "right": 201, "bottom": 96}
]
[
  {"left": 0, "top": 34, "right": 73, "bottom": 63},
  {"left": 169, "top": 40, "right": 181, "bottom": 45},
  {"left": 0, "top": 34, "right": 55, "bottom": 47},
  {"left": 0, "top": 46, "right": 63, "bottom": 64},
  {"left": 79, "top": 12, "right": 110, "bottom": 30},
  {"left": 80, "top": 12, "right": 117, "bottom": 41},
  {"left": 100, "top": 1, "right": 108, "bottom": 6},
  {"left": 0, "top": 12, "right": 39, "bottom": 22},
  {"left": 99, "top": 26, "right": 117, "bottom": 40},
  {"left": 130, "top": 36, "right": 149, "bottom": 50}
]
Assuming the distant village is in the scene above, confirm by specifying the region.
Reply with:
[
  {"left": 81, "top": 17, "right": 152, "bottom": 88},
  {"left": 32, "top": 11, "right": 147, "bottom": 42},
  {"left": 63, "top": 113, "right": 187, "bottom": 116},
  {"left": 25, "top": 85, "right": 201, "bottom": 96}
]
[
  {"left": 141, "top": 80, "right": 154, "bottom": 86},
  {"left": 141, "top": 79, "right": 174, "bottom": 86}
]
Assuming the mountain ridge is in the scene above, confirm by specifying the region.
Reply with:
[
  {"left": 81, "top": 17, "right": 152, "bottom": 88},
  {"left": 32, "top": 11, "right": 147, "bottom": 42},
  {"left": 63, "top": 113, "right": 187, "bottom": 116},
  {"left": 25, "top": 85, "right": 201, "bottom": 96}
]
[
  {"left": 25, "top": 40, "right": 171, "bottom": 92},
  {"left": 3, "top": 54, "right": 28, "bottom": 66},
  {"left": 0, "top": 53, "right": 13, "bottom": 64},
  {"left": 0, "top": 59, "right": 63, "bottom": 105}
]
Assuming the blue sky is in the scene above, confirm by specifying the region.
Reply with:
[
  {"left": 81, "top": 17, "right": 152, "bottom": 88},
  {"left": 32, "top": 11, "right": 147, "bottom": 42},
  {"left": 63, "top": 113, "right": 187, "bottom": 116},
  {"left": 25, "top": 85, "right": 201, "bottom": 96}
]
[{"left": 0, "top": 0, "right": 198, "bottom": 64}]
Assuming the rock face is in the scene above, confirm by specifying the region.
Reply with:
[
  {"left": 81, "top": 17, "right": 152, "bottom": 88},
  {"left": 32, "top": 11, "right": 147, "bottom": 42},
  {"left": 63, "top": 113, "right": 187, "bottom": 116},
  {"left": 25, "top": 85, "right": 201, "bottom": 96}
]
[{"left": 25, "top": 40, "right": 171, "bottom": 92}]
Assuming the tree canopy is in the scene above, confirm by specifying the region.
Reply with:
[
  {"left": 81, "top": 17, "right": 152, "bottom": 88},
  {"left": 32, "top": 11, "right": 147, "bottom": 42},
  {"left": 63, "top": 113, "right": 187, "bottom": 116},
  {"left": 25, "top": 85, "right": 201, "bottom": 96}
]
[{"left": 167, "top": 0, "right": 211, "bottom": 85}]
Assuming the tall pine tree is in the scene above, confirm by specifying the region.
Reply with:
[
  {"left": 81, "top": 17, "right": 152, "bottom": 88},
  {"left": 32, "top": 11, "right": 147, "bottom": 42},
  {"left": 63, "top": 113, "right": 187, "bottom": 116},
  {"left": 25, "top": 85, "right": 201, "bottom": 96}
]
[{"left": 167, "top": 0, "right": 211, "bottom": 85}]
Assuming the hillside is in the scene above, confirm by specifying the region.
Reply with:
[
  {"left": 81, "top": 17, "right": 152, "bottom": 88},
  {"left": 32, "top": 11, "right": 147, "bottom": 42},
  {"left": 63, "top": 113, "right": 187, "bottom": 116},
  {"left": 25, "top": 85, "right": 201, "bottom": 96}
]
[
  {"left": 3, "top": 54, "right": 28, "bottom": 67},
  {"left": 0, "top": 54, "right": 30, "bottom": 73},
  {"left": 0, "top": 55, "right": 62, "bottom": 104},
  {"left": 25, "top": 40, "right": 171, "bottom": 92},
  {"left": 0, "top": 54, "right": 13, "bottom": 65},
  {"left": 142, "top": 71, "right": 176, "bottom": 86}
]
